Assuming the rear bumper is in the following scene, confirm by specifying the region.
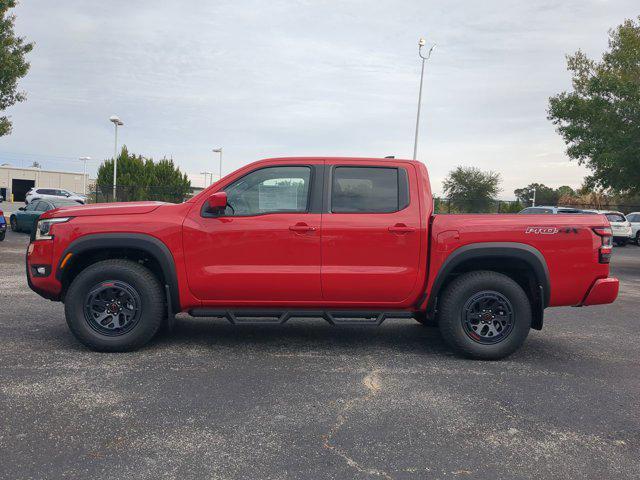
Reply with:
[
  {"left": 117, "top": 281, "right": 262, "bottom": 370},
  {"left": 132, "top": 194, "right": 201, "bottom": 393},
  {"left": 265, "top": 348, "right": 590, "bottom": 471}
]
[{"left": 581, "top": 277, "right": 619, "bottom": 306}]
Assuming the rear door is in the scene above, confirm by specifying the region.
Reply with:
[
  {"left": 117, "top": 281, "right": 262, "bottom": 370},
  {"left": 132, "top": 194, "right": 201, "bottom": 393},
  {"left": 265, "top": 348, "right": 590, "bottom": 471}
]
[{"left": 321, "top": 162, "right": 421, "bottom": 303}]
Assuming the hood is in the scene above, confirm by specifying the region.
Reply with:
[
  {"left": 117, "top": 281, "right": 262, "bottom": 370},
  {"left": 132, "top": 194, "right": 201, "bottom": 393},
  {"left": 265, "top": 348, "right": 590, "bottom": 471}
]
[{"left": 44, "top": 201, "right": 165, "bottom": 218}]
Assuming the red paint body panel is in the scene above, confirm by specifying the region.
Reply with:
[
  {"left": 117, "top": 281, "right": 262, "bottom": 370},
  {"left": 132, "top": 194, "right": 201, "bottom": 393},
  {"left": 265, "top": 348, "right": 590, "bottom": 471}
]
[
  {"left": 581, "top": 277, "right": 619, "bottom": 306},
  {"left": 425, "top": 214, "right": 612, "bottom": 307},
  {"left": 27, "top": 157, "right": 618, "bottom": 316}
]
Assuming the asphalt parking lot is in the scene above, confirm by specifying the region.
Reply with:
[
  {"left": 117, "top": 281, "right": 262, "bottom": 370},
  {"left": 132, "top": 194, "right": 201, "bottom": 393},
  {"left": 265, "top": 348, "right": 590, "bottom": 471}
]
[{"left": 1, "top": 229, "right": 638, "bottom": 480}]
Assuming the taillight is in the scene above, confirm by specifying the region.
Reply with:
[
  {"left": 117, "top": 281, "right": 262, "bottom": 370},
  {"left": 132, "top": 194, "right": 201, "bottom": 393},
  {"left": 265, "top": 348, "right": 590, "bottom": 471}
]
[{"left": 593, "top": 227, "right": 613, "bottom": 263}]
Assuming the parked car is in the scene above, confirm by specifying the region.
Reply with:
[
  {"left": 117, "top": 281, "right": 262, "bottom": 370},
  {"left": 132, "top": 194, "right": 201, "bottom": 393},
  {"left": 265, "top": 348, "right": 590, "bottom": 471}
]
[
  {"left": 626, "top": 212, "right": 640, "bottom": 245},
  {"left": 0, "top": 208, "right": 5, "bottom": 241},
  {"left": 583, "top": 210, "right": 632, "bottom": 246},
  {"left": 10, "top": 198, "right": 80, "bottom": 234},
  {"left": 25, "top": 188, "right": 86, "bottom": 205},
  {"left": 26, "top": 157, "right": 618, "bottom": 359},
  {"left": 518, "top": 206, "right": 594, "bottom": 214}
]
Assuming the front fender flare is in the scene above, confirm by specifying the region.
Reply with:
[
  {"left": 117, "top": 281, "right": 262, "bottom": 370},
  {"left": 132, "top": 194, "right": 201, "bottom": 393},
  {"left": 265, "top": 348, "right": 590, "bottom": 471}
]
[{"left": 56, "top": 233, "right": 180, "bottom": 312}]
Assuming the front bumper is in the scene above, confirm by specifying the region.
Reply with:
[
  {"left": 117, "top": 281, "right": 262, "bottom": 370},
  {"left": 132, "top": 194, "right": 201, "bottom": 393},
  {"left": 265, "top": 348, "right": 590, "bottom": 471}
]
[
  {"left": 26, "top": 240, "right": 62, "bottom": 301},
  {"left": 581, "top": 277, "right": 619, "bottom": 306}
]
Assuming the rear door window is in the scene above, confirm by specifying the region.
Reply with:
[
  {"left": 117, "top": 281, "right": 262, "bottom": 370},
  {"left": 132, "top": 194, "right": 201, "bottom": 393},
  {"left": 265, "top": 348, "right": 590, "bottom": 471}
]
[
  {"left": 35, "top": 202, "right": 51, "bottom": 212},
  {"left": 331, "top": 167, "right": 408, "bottom": 213}
]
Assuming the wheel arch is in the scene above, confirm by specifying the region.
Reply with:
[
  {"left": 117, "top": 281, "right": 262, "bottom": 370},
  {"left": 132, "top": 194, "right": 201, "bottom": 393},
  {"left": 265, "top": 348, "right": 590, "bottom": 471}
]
[
  {"left": 57, "top": 233, "right": 180, "bottom": 313},
  {"left": 427, "top": 242, "right": 549, "bottom": 330}
]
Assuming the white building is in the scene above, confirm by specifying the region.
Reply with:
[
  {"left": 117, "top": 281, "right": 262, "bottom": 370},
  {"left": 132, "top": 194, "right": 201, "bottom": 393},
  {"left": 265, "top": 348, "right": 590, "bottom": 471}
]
[{"left": 0, "top": 165, "right": 88, "bottom": 202}]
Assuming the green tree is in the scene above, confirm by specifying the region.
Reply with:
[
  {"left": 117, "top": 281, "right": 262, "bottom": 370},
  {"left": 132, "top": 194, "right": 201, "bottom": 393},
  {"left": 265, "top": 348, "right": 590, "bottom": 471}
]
[
  {"left": 442, "top": 166, "right": 501, "bottom": 213},
  {"left": 513, "top": 183, "right": 576, "bottom": 206},
  {"left": 150, "top": 158, "right": 191, "bottom": 203},
  {"left": 0, "top": 0, "right": 33, "bottom": 136},
  {"left": 95, "top": 146, "right": 191, "bottom": 203},
  {"left": 548, "top": 17, "right": 640, "bottom": 196}
]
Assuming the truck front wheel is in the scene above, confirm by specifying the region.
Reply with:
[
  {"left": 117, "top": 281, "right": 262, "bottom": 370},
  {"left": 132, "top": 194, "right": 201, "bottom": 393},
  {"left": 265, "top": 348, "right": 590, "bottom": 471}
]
[
  {"left": 438, "top": 271, "right": 531, "bottom": 360},
  {"left": 64, "top": 259, "right": 165, "bottom": 352}
]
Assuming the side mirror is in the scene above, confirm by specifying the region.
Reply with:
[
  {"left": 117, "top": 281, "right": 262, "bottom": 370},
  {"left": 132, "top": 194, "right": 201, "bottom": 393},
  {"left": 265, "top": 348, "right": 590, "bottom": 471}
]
[
  {"left": 206, "top": 192, "right": 228, "bottom": 215},
  {"left": 18, "top": 207, "right": 25, "bottom": 211}
]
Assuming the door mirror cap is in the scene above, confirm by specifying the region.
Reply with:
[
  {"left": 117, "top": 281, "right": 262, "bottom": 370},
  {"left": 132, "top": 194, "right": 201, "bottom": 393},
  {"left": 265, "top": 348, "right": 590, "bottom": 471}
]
[
  {"left": 18, "top": 207, "right": 25, "bottom": 211},
  {"left": 207, "top": 192, "right": 228, "bottom": 214}
]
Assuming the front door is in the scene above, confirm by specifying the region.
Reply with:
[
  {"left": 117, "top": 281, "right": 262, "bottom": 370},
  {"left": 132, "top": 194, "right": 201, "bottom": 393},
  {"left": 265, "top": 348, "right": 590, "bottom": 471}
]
[
  {"left": 321, "top": 163, "right": 422, "bottom": 304},
  {"left": 183, "top": 163, "right": 323, "bottom": 304}
]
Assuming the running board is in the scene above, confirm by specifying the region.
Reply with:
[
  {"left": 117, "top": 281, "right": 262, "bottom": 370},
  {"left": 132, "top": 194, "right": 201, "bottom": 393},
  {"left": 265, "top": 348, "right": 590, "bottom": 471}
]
[{"left": 188, "top": 309, "right": 414, "bottom": 326}]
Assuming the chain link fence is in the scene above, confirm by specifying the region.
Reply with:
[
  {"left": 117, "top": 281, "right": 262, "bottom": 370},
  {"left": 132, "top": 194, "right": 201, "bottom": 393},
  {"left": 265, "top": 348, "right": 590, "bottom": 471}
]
[
  {"left": 433, "top": 198, "right": 640, "bottom": 214},
  {"left": 88, "top": 185, "right": 194, "bottom": 204},
  {"left": 85, "top": 187, "right": 640, "bottom": 215}
]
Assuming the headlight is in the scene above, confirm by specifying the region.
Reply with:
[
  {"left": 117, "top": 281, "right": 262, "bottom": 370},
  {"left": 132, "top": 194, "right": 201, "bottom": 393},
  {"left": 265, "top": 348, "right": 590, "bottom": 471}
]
[{"left": 35, "top": 217, "right": 72, "bottom": 240}]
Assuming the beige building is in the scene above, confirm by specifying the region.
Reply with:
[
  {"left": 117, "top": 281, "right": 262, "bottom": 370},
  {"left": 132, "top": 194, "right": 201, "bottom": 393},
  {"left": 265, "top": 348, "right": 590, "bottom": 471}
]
[{"left": 0, "top": 165, "right": 88, "bottom": 202}]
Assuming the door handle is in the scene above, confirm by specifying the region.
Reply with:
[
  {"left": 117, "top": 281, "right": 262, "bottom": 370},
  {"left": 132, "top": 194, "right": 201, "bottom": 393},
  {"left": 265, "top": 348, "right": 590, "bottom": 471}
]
[
  {"left": 388, "top": 224, "right": 415, "bottom": 233},
  {"left": 289, "top": 223, "right": 316, "bottom": 233}
]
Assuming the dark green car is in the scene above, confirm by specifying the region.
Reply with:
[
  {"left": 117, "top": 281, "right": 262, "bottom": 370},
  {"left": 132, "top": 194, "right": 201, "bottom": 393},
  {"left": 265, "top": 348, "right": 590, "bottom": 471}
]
[{"left": 9, "top": 198, "right": 79, "bottom": 233}]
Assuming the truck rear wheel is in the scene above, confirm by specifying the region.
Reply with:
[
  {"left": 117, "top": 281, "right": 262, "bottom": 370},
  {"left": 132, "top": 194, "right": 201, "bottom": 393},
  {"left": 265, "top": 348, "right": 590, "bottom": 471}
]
[
  {"left": 438, "top": 271, "right": 531, "bottom": 360},
  {"left": 64, "top": 259, "right": 165, "bottom": 352}
]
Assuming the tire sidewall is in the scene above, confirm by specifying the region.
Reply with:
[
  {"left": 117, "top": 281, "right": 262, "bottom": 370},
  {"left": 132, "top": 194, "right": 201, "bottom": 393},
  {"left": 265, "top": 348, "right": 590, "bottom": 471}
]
[
  {"left": 439, "top": 272, "right": 532, "bottom": 360},
  {"left": 65, "top": 261, "right": 163, "bottom": 351}
]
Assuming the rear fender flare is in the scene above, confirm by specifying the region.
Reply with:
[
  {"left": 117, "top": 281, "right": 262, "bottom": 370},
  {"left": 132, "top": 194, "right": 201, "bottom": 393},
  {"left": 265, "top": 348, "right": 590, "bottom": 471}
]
[{"left": 426, "top": 242, "right": 550, "bottom": 311}]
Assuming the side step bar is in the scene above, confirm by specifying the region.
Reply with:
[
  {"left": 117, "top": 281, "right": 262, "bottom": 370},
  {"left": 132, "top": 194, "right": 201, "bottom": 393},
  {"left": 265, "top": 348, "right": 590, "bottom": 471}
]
[{"left": 188, "top": 309, "right": 414, "bottom": 326}]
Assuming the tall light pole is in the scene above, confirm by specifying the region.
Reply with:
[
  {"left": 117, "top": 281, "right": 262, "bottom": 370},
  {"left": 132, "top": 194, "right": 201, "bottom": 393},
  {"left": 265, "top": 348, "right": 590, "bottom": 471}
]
[
  {"left": 109, "top": 115, "right": 124, "bottom": 201},
  {"left": 413, "top": 38, "right": 436, "bottom": 160},
  {"left": 200, "top": 171, "right": 213, "bottom": 187},
  {"left": 79, "top": 156, "right": 91, "bottom": 195},
  {"left": 213, "top": 148, "right": 222, "bottom": 181}
]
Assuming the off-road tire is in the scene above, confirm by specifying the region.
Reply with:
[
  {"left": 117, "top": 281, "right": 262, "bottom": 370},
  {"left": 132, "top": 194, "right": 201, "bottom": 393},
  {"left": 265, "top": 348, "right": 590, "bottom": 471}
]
[
  {"left": 64, "top": 259, "right": 165, "bottom": 352},
  {"left": 438, "top": 271, "right": 531, "bottom": 360}
]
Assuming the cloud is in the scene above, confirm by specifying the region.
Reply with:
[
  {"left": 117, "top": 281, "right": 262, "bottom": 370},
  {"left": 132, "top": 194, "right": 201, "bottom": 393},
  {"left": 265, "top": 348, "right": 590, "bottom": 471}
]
[{"left": 1, "top": 0, "right": 636, "bottom": 198}]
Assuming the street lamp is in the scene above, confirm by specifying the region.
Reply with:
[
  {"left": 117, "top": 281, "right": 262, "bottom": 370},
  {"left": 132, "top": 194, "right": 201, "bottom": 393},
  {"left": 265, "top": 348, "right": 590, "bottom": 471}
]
[
  {"left": 200, "top": 171, "right": 213, "bottom": 187},
  {"left": 213, "top": 148, "right": 223, "bottom": 181},
  {"left": 412, "top": 37, "right": 436, "bottom": 160},
  {"left": 109, "top": 115, "right": 124, "bottom": 201},
  {"left": 79, "top": 156, "right": 91, "bottom": 195}
]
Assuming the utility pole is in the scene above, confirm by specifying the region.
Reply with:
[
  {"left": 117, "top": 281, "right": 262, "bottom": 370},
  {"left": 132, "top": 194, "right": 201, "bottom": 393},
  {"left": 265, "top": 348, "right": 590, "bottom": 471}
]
[
  {"left": 79, "top": 157, "right": 91, "bottom": 194},
  {"left": 213, "top": 148, "right": 223, "bottom": 181},
  {"left": 109, "top": 115, "right": 124, "bottom": 202},
  {"left": 200, "top": 171, "right": 213, "bottom": 187},
  {"left": 413, "top": 37, "right": 436, "bottom": 160}
]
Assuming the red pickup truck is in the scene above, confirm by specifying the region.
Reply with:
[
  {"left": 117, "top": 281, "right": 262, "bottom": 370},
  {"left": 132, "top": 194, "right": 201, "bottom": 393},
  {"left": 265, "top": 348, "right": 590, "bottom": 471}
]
[{"left": 26, "top": 157, "right": 619, "bottom": 359}]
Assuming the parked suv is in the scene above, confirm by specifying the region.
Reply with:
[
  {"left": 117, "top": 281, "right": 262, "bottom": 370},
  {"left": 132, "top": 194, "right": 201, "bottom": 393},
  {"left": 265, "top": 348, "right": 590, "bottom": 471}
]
[
  {"left": 26, "top": 157, "right": 619, "bottom": 359},
  {"left": 584, "top": 210, "right": 632, "bottom": 246},
  {"left": 518, "top": 206, "right": 593, "bottom": 214},
  {"left": 626, "top": 212, "right": 640, "bottom": 245},
  {"left": 25, "top": 188, "right": 86, "bottom": 205}
]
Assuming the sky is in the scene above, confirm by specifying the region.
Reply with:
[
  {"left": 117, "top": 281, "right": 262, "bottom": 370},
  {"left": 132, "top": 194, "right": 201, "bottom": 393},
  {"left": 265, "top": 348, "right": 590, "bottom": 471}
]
[{"left": 0, "top": 0, "right": 637, "bottom": 196}]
